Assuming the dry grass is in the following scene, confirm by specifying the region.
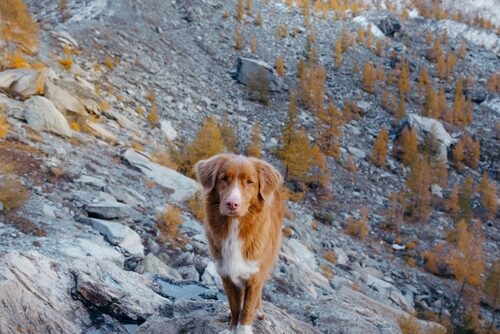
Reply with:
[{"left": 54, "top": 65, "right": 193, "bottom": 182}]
[
  {"left": 59, "top": 58, "right": 72, "bottom": 70},
  {"left": 282, "top": 226, "right": 294, "bottom": 238},
  {"left": 344, "top": 209, "right": 369, "bottom": 240},
  {"left": 0, "top": 105, "right": 9, "bottom": 138},
  {"left": 0, "top": 175, "right": 29, "bottom": 211},
  {"left": 324, "top": 249, "right": 337, "bottom": 264},
  {"left": 187, "top": 192, "right": 205, "bottom": 221},
  {"left": 49, "top": 167, "right": 65, "bottom": 178},
  {"left": 103, "top": 56, "right": 114, "bottom": 70},
  {"left": 152, "top": 150, "right": 177, "bottom": 170},
  {"left": 398, "top": 315, "right": 422, "bottom": 334},
  {"left": 320, "top": 264, "right": 335, "bottom": 279},
  {"left": 5, "top": 212, "right": 47, "bottom": 237},
  {"left": 131, "top": 141, "right": 144, "bottom": 152},
  {"left": 157, "top": 205, "right": 183, "bottom": 240}
]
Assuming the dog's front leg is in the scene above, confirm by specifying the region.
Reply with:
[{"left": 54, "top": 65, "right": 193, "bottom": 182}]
[
  {"left": 236, "top": 279, "right": 264, "bottom": 334},
  {"left": 221, "top": 276, "right": 243, "bottom": 330}
]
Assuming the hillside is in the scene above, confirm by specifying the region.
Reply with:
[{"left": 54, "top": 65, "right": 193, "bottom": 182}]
[{"left": 0, "top": 0, "right": 499, "bottom": 333}]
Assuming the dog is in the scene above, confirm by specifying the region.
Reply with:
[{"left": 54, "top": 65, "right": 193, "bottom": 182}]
[{"left": 195, "top": 153, "right": 284, "bottom": 334}]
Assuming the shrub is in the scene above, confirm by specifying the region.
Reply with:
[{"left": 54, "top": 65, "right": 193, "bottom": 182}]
[
  {"left": 234, "top": 27, "right": 244, "bottom": 50},
  {"left": 398, "top": 315, "right": 422, "bottom": 334},
  {"left": 157, "top": 206, "right": 183, "bottom": 240},
  {"left": 320, "top": 264, "right": 334, "bottom": 279},
  {"left": 148, "top": 105, "right": 159, "bottom": 127},
  {"left": 344, "top": 209, "right": 369, "bottom": 240},
  {"left": 275, "top": 55, "right": 285, "bottom": 77},
  {"left": 324, "top": 250, "right": 337, "bottom": 264},
  {"left": 59, "top": 58, "right": 72, "bottom": 70},
  {"left": 0, "top": 163, "right": 29, "bottom": 211},
  {"left": 103, "top": 56, "right": 114, "bottom": 70},
  {"left": 188, "top": 192, "right": 205, "bottom": 221}
]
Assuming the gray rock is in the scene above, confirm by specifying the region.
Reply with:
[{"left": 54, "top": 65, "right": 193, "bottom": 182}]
[
  {"left": 377, "top": 16, "right": 401, "bottom": 37},
  {"left": 85, "top": 120, "right": 117, "bottom": 143},
  {"left": 123, "top": 148, "right": 200, "bottom": 203},
  {"left": 401, "top": 114, "right": 453, "bottom": 162},
  {"left": 103, "top": 109, "right": 140, "bottom": 132},
  {"left": 348, "top": 146, "right": 367, "bottom": 159},
  {"left": 234, "top": 57, "right": 281, "bottom": 92},
  {"left": 45, "top": 79, "right": 86, "bottom": 115},
  {"left": 301, "top": 286, "right": 443, "bottom": 334},
  {"left": 75, "top": 174, "right": 107, "bottom": 188},
  {"left": 431, "top": 184, "right": 443, "bottom": 198},
  {"left": 57, "top": 238, "right": 125, "bottom": 266},
  {"left": 142, "top": 253, "right": 182, "bottom": 280},
  {"left": 160, "top": 119, "right": 178, "bottom": 141},
  {"left": 466, "top": 88, "right": 488, "bottom": 103},
  {"left": 0, "top": 69, "right": 43, "bottom": 99},
  {"left": 85, "top": 201, "right": 143, "bottom": 221},
  {"left": 334, "top": 247, "right": 349, "bottom": 266},
  {"left": 24, "top": 96, "right": 73, "bottom": 137},
  {"left": 137, "top": 300, "right": 320, "bottom": 334},
  {"left": 0, "top": 251, "right": 169, "bottom": 333}
]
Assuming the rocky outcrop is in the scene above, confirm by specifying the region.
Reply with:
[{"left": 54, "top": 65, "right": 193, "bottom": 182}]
[
  {"left": 137, "top": 300, "right": 320, "bottom": 334},
  {"left": 398, "top": 114, "right": 453, "bottom": 161},
  {"left": 24, "top": 96, "right": 73, "bottom": 137},
  {"left": 0, "top": 251, "right": 169, "bottom": 334},
  {"left": 0, "top": 69, "right": 44, "bottom": 99},
  {"left": 45, "top": 79, "right": 86, "bottom": 115},
  {"left": 123, "top": 148, "right": 200, "bottom": 202},
  {"left": 299, "top": 287, "right": 445, "bottom": 334},
  {"left": 234, "top": 57, "right": 282, "bottom": 92},
  {"left": 377, "top": 16, "right": 402, "bottom": 37}
]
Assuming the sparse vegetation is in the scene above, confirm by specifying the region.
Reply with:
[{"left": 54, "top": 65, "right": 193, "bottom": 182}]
[{"left": 157, "top": 205, "right": 183, "bottom": 241}]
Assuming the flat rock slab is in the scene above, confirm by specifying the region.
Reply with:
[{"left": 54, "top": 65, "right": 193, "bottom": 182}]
[
  {"left": 45, "top": 79, "right": 86, "bottom": 115},
  {"left": 137, "top": 300, "right": 320, "bottom": 334},
  {"left": 86, "top": 201, "right": 143, "bottom": 221},
  {"left": 123, "top": 148, "right": 200, "bottom": 203}
]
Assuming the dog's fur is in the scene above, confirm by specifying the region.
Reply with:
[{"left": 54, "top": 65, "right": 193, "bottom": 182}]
[{"left": 195, "top": 154, "right": 284, "bottom": 334}]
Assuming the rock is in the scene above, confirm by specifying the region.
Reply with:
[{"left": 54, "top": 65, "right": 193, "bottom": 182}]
[
  {"left": 103, "top": 109, "right": 140, "bottom": 132},
  {"left": 234, "top": 57, "right": 281, "bottom": 92},
  {"left": 392, "top": 244, "right": 406, "bottom": 251},
  {"left": 377, "top": 16, "right": 402, "bottom": 37},
  {"left": 0, "top": 69, "right": 44, "bottom": 99},
  {"left": 356, "top": 100, "right": 371, "bottom": 114},
  {"left": 0, "top": 251, "right": 169, "bottom": 333},
  {"left": 348, "top": 146, "right": 367, "bottom": 159},
  {"left": 301, "top": 286, "right": 444, "bottom": 334},
  {"left": 75, "top": 174, "right": 107, "bottom": 188},
  {"left": 201, "top": 261, "right": 222, "bottom": 288},
  {"left": 160, "top": 119, "right": 178, "bottom": 141},
  {"left": 137, "top": 300, "right": 320, "bottom": 334},
  {"left": 80, "top": 217, "right": 144, "bottom": 256},
  {"left": 400, "top": 114, "right": 453, "bottom": 162},
  {"left": 58, "top": 238, "right": 125, "bottom": 266},
  {"left": 123, "top": 148, "right": 200, "bottom": 203},
  {"left": 45, "top": 79, "right": 86, "bottom": 114},
  {"left": 85, "top": 120, "right": 117, "bottom": 143},
  {"left": 465, "top": 88, "right": 488, "bottom": 103},
  {"left": 334, "top": 247, "right": 349, "bottom": 265},
  {"left": 24, "top": 96, "right": 72, "bottom": 137},
  {"left": 431, "top": 184, "right": 443, "bottom": 198},
  {"left": 85, "top": 201, "right": 142, "bottom": 221},
  {"left": 143, "top": 253, "right": 182, "bottom": 280}
]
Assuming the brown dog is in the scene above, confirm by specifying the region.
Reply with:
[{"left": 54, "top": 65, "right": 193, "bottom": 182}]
[{"left": 195, "top": 154, "right": 284, "bottom": 334}]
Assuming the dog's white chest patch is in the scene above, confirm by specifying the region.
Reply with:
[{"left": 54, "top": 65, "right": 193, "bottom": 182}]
[{"left": 218, "top": 219, "right": 259, "bottom": 287}]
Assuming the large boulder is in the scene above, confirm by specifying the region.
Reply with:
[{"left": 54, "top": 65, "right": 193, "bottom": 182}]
[
  {"left": 0, "top": 251, "right": 169, "bottom": 334},
  {"left": 0, "top": 68, "right": 44, "bottom": 99},
  {"left": 234, "top": 57, "right": 281, "bottom": 92},
  {"left": 377, "top": 16, "right": 402, "bottom": 37},
  {"left": 399, "top": 114, "right": 453, "bottom": 161},
  {"left": 45, "top": 79, "right": 86, "bottom": 115},
  {"left": 299, "top": 286, "right": 445, "bottom": 334},
  {"left": 24, "top": 96, "right": 73, "bottom": 137},
  {"left": 137, "top": 300, "right": 320, "bottom": 334},
  {"left": 85, "top": 202, "right": 143, "bottom": 221},
  {"left": 123, "top": 148, "right": 200, "bottom": 203}
]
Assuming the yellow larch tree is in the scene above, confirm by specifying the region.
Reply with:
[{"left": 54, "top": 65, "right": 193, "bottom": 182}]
[
  {"left": 276, "top": 55, "right": 285, "bottom": 77},
  {"left": 478, "top": 172, "right": 498, "bottom": 220},
  {"left": 362, "top": 61, "right": 376, "bottom": 94},
  {"left": 371, "top": 127, "right": 389, "bottom": 167},
  {"left": 318, "top": 104, "right": 344, "bottom": 159},
  {"left": 0, "top": 0, "right": 39, "bottom": 55},
  {"left": 247, "top": 121, "right": 262, "bottom": 158}
]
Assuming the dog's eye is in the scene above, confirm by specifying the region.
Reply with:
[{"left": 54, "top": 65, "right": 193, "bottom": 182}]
[
  {"left": 222, "top": 175, "right": 228, "bottom": 182},
  {"left": 246, "top": 179, "right": 254, "bottom": 185}
]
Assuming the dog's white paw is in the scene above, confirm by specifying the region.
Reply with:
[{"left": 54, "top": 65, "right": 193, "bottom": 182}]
[
  {"left": 256, "top": 310, "right": 265, "bottom": 320},
  {"left": 235, "top": 325, "right": 253, "bottom": 334}
]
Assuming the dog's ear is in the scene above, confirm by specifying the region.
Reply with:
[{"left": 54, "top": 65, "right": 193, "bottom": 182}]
[
  {"left": 195, "top": 154, "right": 228, "bottom": 193},
  {"left": 252, "top": 158, "right": 283, "bottom": 202}
]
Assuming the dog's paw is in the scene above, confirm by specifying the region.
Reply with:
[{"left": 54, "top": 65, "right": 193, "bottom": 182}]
[
  {"left": 256, "top": 310, "right": 265, "bottom": 321},
  {"left": 235, "top": 325, "right": 253, "bottom": 334}
]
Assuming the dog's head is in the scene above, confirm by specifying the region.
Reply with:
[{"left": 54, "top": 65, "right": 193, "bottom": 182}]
[{"left": 195, "top": 154, "right": 282, "bottom": 217}]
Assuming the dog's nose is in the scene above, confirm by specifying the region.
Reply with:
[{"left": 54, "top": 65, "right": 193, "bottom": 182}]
[{"left": 226, "top": 200, "right": 239, "bottom": 211}]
